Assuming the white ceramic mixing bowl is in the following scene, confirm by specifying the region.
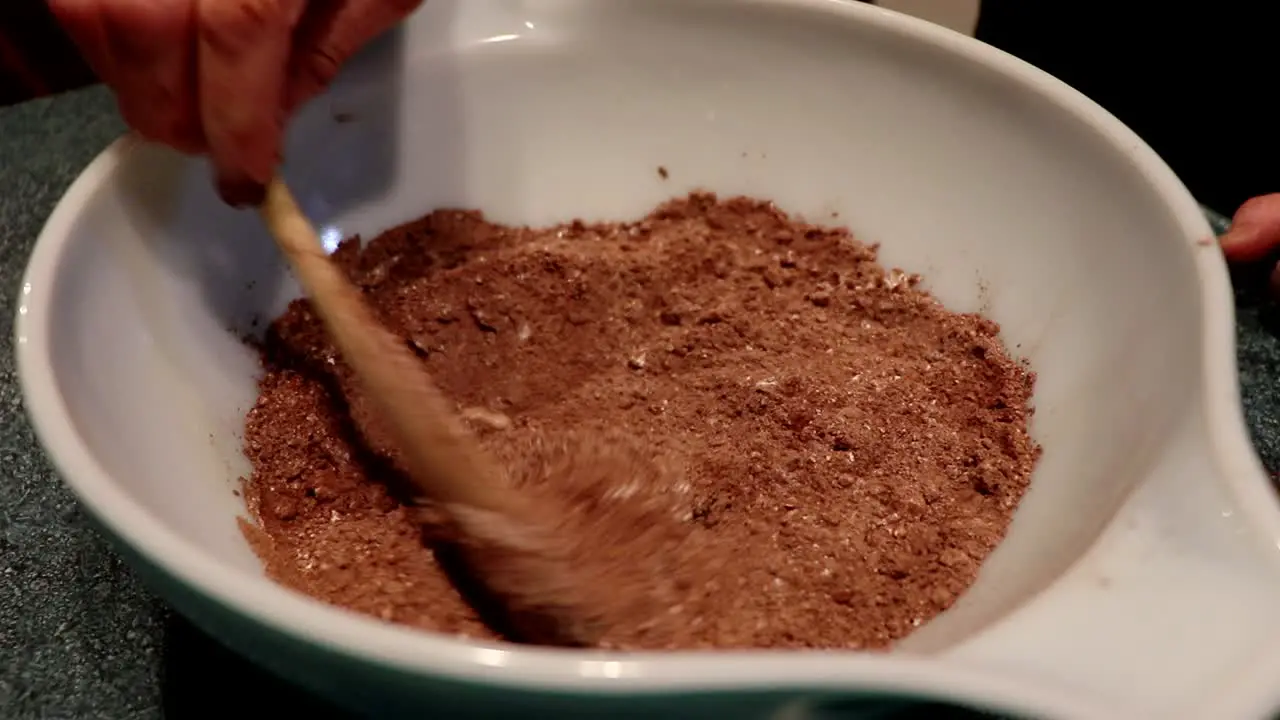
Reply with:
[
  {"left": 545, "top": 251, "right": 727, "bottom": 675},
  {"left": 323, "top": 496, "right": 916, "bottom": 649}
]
[{"left": 17, "top": 1, "right": 1280, "bottom": 718}]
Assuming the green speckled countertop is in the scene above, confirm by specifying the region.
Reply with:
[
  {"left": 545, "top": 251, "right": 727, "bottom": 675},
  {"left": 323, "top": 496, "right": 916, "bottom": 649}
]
[
  {"left": 1, "top": 87, "right": 1279, "bottom": 719},
  {"left": 0, "top": 87, "right": 354, "bottom": 719}
]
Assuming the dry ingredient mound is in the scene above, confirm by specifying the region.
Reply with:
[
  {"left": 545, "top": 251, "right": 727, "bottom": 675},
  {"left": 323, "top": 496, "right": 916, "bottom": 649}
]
[{"left": 238, "top": 192, "right": 1040, "bottom": 650}]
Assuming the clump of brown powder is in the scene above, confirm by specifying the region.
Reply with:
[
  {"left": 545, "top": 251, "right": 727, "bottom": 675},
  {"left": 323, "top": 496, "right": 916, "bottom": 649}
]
[{"left": 238, "top": 192, "right": 1040, "bottom": 650}]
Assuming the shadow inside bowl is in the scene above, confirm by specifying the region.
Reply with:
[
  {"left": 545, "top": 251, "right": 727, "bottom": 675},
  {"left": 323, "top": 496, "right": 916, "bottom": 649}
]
[
  {"left": 158, "top": 610, "right": 1016, "bottom": 720},
  {"left": 161, "top": 614, "right": 354, "bottom": 719}
]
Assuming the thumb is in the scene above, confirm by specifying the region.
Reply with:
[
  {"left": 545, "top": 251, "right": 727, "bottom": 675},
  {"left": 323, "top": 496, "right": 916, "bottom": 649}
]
[{"left": 1220, "top": 193, "right": 1280, "bottom": 264}]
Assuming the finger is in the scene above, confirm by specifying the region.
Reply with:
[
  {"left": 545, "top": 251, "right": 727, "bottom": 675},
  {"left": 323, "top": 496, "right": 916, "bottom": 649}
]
[
  {"left": 1220, "top": 193, "right": 1280, "bottom": 264},
  {"left": 47, "top": 0, "right": 117, "bottom": 85},
  {"left": 99, "top": 0, "right": 204, "bottom": 153},
  {"left": 285, "top": 0, "right": 423, "bottom": 112},
  {"left": 215, "top": 174, "right": 269, "bottom": 207},
  {"left": 196, "top": 0, "right": 307, "bottom": 193}
]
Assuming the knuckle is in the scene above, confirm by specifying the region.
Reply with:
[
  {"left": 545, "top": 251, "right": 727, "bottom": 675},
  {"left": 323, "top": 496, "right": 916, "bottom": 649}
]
[
  {"left": 386, "top": 0, "right": 426, "bottom": 15},
  {"left": 101, "top": 0, "right": 193, "bottom": 43},
  {"left": 299, "top": 45, "right": 344, "bottom": 90},
  {"left": 203, "top": 0, "right": 269, "bottom": 32},
  {"left": 199, "top": 0, "right": 301, "bottom": 47},
  {"left": 291, "top": 0, "right": 424, "bottom": 92}
]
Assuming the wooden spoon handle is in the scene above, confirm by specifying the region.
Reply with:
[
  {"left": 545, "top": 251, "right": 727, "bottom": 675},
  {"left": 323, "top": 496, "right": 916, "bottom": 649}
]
[{"left": 258, "top": 177, "right": 508, "bottom": 512}]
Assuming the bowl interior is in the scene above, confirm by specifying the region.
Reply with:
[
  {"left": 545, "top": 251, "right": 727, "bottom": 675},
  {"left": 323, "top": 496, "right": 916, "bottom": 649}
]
[{"left": 28, "top": 0, "right": 1208, "bottom": 652}]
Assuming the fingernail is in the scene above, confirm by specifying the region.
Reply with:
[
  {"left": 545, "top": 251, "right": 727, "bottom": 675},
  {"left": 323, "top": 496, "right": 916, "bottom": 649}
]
[{"left": 215, "top": 173, "right": 267, "bottom": 208}]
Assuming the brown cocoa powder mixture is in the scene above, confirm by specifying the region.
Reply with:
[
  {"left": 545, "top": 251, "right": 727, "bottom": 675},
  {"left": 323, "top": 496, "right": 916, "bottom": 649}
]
[{"left": 238, "top": 192, "right": 1040, "bottom": 650}]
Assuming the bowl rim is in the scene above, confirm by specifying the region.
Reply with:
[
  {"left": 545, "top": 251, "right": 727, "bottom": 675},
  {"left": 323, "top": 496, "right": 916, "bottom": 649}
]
[{"left": 13, "top": 0, "right": 1273, "bottom": 713}]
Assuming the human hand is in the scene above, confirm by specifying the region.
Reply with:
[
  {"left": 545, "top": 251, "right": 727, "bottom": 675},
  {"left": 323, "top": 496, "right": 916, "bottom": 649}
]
[
  {"left": 47, "top": 0, "right": 422, "bottom": 205},
  {"left": 1220, "top": 194, "right": 1280, "bottom": 298}
]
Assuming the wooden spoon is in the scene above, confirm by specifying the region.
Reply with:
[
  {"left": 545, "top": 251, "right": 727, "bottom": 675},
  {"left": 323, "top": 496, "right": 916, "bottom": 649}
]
[{"left": 257, "top": 176, "right": 598, "bottom": 646}]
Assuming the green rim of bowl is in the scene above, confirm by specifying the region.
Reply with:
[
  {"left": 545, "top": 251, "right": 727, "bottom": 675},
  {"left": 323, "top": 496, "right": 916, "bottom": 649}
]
[{"left": 1203, "top": 204, "right": 1231, "bottom": 237}]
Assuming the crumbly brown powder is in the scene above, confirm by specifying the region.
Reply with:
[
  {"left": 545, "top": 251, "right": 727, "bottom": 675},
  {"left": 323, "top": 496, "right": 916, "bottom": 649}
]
[{"left": 239, "top": 192, "right": 1040, "bottom": 650}]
